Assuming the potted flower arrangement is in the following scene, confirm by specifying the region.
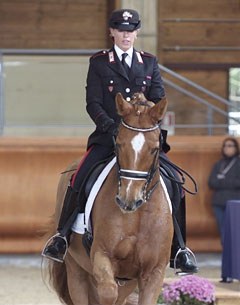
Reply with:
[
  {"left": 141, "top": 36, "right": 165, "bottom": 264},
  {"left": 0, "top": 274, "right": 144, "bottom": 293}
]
[{"left": 159, "top": 275, "right": 215, "bottom": 305}]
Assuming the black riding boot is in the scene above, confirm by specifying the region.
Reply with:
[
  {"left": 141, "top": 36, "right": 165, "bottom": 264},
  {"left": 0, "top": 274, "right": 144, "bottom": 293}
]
[
  {"left": 170, "top": 196, "right": 198, "bottom": 275},
  {"left": 42, "top": 185, "right": 79, "bottom": 263},
  {"left": 160, "top": 132, "right": 198, "bottom": 274}
]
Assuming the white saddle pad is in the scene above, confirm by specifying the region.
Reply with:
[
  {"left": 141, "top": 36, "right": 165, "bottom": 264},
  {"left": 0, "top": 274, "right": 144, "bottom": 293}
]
[
  {"left": 72, "top": 157, "right": 116, "bottom": 234},
  {"left": 72, "top": 157, "right": 172, "bottom": 235}
]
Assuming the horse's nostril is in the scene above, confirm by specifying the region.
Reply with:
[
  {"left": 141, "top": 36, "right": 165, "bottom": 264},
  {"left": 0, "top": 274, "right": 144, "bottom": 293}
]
[
  {"left": 115, "top": 195, "right": 123, "bottom": 207},
  {"left": 116, "top": 195, "right": 144, "bottom": 212},
  {"left": 135, "top": 199, "right": 144, "bottom": 208}
]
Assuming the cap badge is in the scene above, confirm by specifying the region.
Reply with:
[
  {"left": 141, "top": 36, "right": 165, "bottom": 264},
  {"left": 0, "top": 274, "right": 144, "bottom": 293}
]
[{"left": 122, "top": 11, "right": 133, "bottom": 21}]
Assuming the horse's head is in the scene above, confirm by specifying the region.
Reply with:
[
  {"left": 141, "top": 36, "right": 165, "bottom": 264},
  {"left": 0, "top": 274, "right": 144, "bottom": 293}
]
[{"left": 115, "top": 92, "right": 168, "bottom": 213}]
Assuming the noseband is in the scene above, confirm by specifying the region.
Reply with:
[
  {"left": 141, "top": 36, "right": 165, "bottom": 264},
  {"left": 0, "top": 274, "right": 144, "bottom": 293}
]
[{"left": 115, "top": 120, "right": 161, "bottom": 204}]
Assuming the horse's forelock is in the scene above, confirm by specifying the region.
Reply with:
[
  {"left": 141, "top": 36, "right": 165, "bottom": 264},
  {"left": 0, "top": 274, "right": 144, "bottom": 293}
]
[
  {"left": 133, "top": 103, "right": 150, "bottom": 115},
  {"left": 130, "top": 93, "right": 154, "bottom": 116}
]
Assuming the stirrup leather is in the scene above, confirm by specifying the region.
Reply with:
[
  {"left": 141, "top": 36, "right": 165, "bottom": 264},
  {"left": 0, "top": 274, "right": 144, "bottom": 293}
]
[
  {"left": 41, "top": 233, "right": 68, "bottom": 263},
  {"left": 174, "top": 247, "right": 197, "bottom": 276}
]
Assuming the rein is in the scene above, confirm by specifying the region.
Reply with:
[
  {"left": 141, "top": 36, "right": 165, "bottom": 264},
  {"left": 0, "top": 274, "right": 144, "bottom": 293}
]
[
  {"left": 159, "top": 156, "right": 198, "bottom": 195},
  {"left": 115, "top": 120, "right": 161, "bottom": 203}
]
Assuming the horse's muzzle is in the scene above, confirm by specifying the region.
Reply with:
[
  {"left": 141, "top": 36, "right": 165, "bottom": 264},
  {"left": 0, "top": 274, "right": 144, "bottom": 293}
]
[{"left": 115, "top": 195, "right": 144, "bottom": 213}]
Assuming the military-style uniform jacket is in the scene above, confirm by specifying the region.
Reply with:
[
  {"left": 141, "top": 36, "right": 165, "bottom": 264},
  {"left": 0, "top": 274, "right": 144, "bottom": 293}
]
[{"left": 86, "top": 47, "right": 165, "bottom": 148}]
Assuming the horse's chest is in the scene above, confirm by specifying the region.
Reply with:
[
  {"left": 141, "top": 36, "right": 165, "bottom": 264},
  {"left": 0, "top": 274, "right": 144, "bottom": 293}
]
[
  {"left": 114, "top": 235, "right": 137, "bottom": 260},
  {"left": 113, "top": 231, "right": 153, "bottom": 260},
  {"left": 112, "top": 215, "right": 159, "bottom": 261},
  {"left": 112, "top": 233, "right": 159, "bottom": 279}
]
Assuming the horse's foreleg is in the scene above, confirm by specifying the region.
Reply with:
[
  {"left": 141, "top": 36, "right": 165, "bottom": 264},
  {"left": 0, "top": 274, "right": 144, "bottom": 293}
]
[
  {"left": 65, "top": 254, "right": 89, "bottom": 305},
  {"left": 116, "top": 280, "right": 138, "bottom": 305},
  {"left": 138, "top": 266, "right": 166, "bottom": 305},
  {"left": 92, "top": 251, "right": 118, "bottom": 305}
]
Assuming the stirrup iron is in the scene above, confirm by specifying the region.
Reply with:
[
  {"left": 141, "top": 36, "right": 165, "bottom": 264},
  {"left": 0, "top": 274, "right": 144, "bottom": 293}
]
[
  {"left": 174, "top": 247, "right": 197, "bottom": 276},
  {"left": 41, "top": 233, "right": 68, "bottom": 263}
]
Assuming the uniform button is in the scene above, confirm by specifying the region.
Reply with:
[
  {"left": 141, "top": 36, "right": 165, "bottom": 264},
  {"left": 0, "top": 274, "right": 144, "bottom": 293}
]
[
  {"left": 110, "top": 80, "right": 114, "bottom": 84},
  {"left": 126, "top": 97, "right": 131, "bottom": 102},
  {"left": 125, "top": 88, "right": 130, "bottom": 93},
  {"left": 143, "top": 80, "right": 146, "bottom": 85}
]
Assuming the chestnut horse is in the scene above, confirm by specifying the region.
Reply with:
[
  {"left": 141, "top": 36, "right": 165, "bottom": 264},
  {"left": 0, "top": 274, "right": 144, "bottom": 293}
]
[{"left": 45, "top": 93, "right": 173, "bottom": 305}]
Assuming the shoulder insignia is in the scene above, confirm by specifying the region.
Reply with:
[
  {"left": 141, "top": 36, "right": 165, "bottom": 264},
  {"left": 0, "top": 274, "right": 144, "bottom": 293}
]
[
  {"left": 91, "top": 50, "right": 108, "bottom": 59},
  {"left": 108, "top": 51, "right": 115, "bottom": 63},
  {"left": 135, "top": 51, "right": 143, "bottom": 64},
  {"left": 140, "top": 50, "right": 155, "bottom": 58}
]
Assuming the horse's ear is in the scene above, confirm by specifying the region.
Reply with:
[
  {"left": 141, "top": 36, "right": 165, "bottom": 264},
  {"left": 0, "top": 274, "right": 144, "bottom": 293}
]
[
  {"left": 115, "top": 92, "right": 133, "bottom": 116},
  {"left": 150, "top": 97, "right": 168, "bottom": 123}
]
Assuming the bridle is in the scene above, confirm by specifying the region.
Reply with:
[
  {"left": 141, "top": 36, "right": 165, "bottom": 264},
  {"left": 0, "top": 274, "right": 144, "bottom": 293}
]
[
  {"left": 121, "top": 120, "right": 160, "bottom": 133},
  {"left": 115, "top": 119, "right": 161, "bottom": 203}
]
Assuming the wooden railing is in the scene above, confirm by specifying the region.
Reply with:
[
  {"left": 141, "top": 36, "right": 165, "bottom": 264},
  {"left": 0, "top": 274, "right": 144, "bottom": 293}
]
[{"left": 0, "top": 136, "right": 231, "bottom": 253}]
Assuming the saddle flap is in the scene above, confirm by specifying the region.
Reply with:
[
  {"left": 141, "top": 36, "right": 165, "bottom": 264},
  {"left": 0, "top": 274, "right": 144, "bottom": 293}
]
[{"left": 85, "top": 163, "right": 107, "bottom": 197}]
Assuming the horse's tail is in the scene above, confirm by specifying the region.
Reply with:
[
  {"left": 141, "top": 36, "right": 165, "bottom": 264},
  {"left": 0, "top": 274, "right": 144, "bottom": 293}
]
[
  {"left": 42, "top": 161, "right": 78, "bottom": 305},
  {"left": 42, "top": 218, "right": 73, "bottom": 305},
  {"left": 48, "top": 260, "right": 73, "bottom": 305}
]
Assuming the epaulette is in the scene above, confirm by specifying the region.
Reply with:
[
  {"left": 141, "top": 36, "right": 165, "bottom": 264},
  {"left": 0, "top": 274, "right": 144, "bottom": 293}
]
[
  {"left": 91, "top": 50, "right": 108, "bottom": 59},
  {"left": 139, "top": 50, "right": 155, "bottom": 58}
]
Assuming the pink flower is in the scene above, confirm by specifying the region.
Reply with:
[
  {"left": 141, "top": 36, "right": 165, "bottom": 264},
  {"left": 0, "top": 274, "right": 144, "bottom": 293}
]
[{"left": 162, "top": 275, "right": 215, "bottom": 305}]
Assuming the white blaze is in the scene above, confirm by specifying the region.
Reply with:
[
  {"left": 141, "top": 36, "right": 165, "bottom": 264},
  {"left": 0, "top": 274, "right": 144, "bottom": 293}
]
[
  {"left": 131, "top": 132, "right": 145, "bottom": 164},
  {"left": 126, "top": 180, "right": 133, "bottom": 198}
]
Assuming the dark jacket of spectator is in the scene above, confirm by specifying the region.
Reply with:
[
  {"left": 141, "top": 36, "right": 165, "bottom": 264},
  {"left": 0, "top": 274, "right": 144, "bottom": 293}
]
[{"left": 208, "top": 154, "right": 240, "bottom": 207}]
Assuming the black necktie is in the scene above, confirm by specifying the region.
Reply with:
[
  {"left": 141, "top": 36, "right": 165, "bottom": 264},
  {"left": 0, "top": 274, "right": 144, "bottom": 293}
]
[{"left": 121, "top": 53, "right": 130, "bottom": 75}]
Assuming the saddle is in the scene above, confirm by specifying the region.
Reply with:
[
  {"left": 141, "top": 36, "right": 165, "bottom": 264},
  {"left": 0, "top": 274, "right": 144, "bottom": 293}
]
[
  {"left": 85, "top": 161, "right": 109, "bottom": 198},
  {"left": 76, "top": 155, "right": 115, "bottom": 213},
  {"left": 160, "top": 158, "right": 182, "bottom": 214},
  {"left": 81, "top": 157, "right": 115, "bottom": 256}
]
